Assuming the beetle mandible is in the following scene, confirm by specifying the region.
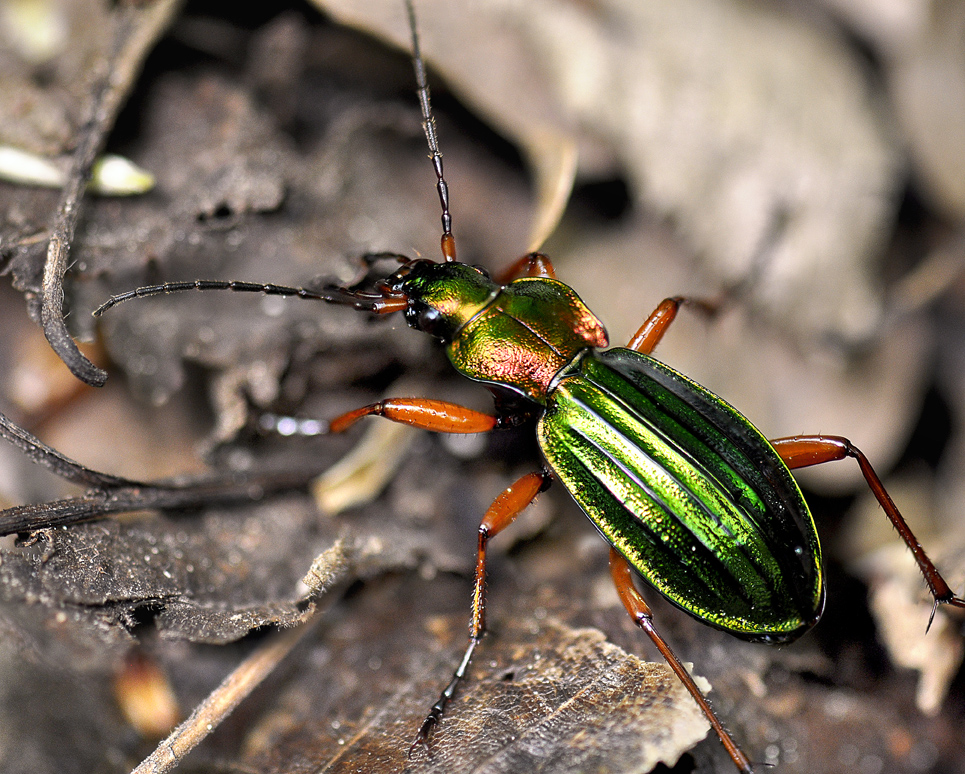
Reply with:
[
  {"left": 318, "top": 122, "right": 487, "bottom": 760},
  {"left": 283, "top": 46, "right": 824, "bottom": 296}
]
[{"left": 94, "top": 1, "right": 965, "bottom": 770}]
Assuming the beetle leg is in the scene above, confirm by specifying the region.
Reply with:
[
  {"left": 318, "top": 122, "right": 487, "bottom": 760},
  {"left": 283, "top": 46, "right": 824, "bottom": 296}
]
[
  {"left": 609, "top": 549, "right": 755, "bottom": 773},
  {"left": 411, "top": 470, "right": 550, "bottom": 754},
  {"left": 328, "top": 398, "right": 501, "bottom": 435},
  {"left": 626, "top": 297, "right": 688, "bottom": 355},
  {"left": 771, "top": 435, "right": 965, "bottom": 619},
  {"left": 494, "top": 251, "right": 557, "bottom": 283},
  {"left": 626, "top": 295, "right": 737, "bottom": 355},
  {"left": 626, "top": 210, "right": 789, "bottom": 350},
  {"left": 359, "top": 251, "right": 411, "bottom": 267}
]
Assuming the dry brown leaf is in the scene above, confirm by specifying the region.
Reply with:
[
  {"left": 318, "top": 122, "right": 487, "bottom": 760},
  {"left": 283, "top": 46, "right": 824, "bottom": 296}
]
[
  {"left": 887, "top": 3, "right": 965, "bottom": 219},
  {"left": 0, "top": 0, "right": 112, "bottom": 154},
  {"left": 236, "top": 579, "right": 713, "bottom": 774},
  {"left": 823, "top": 0, "right": 965, "bottom": 219},
  {"left": 317, "top": 0, "right": 900, "bottom": 345}
]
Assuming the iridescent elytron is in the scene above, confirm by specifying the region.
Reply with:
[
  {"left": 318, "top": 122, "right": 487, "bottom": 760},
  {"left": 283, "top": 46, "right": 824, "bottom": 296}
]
[
  {"left": 93, "top": 1, "right": 965, "bottom": 771},
  {"left": 542, "top": 349, "right": 823, "bottom": 640}
]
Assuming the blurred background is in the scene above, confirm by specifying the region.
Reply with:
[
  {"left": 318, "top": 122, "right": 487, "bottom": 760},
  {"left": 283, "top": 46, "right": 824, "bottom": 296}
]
[{"left": 0, "top": 0, "right": 963, "bottom": 772}]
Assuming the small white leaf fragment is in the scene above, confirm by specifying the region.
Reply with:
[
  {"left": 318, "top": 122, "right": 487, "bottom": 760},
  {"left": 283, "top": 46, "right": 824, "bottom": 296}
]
[
  {"left": 0, "top": 0, "right": 69, "bottom": 64},
  {"left": 312, "top": 420, "right": 419, "bottom": 515},
  {"left": 0, "top": 145, "right": 63, "bottom": 187},
  {"left": 89, "top": 154, "right": 156, "bottom": 195},
  {"left": 0, "top": 145, "right": 155, "bottom": 195}
]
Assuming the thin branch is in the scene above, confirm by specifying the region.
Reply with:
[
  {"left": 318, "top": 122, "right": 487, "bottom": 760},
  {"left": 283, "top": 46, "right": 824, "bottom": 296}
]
[
  {"left": 41, "top": 0, "right": 183, "bottom": 386},
  {"left": 130, "top": 612, "right": 322, "bottom": 774},
  {"left": 0, "top": 467, "right": 323, "bottom": 535},
  {"left": 0, "top": 408, "right": 323, "bottom": 534},
  {"left": 0, "top": 408, "right": 135, "bottom": 488}
]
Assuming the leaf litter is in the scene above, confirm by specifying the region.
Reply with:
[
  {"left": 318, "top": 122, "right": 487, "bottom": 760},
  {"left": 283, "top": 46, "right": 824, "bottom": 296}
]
[{"left": 0, "top": 1, "right": 963, "bottom": 773}]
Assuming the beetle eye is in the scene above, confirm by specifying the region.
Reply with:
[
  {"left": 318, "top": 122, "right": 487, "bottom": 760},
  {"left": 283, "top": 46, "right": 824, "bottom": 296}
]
[
  {"left": 406, "top": 301, "right": 447, "bottom": 338},
  {"left": 417, "top": 305, "right": 443, "bottom": 333}
]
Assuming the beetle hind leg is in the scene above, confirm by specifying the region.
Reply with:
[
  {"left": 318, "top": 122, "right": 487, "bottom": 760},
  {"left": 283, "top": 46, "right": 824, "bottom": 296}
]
[
  {"left": 609, "top": 549, "right": 756, "bottom": 773},
  {"left": 410, "top": 470, "right": 551, "bottom": 755},
  {"left": 771, "top": 434, "right": 965, "bottom": 616}
]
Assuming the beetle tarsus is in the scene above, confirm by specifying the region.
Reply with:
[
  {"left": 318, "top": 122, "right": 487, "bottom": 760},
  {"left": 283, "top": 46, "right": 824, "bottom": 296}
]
[
  {"left": 408, "top": 702, "right": 444, "bottom": 757},
  {"left": 930, "top": 591, "right": 965, "bottom": 633},
  {"left": 411, "top": 635, "right": 480, "bottom": 755}
]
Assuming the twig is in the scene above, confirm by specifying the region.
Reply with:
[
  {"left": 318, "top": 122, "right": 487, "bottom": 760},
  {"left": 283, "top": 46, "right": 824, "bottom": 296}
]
[
  {"left": 0, "top": 408, "right": 323, "bottom": 534},
  {"left": 130, "top": 615, "right": 320, "bottom": 774},
  {"left": 41, "top": 0, "right": 183, "bottom": 386},
  {"left": 0, "top": 467, "right": 324, "bottom": 535},
  {"left": 0, "top": 408, "right": 133, "bottom": 488}
]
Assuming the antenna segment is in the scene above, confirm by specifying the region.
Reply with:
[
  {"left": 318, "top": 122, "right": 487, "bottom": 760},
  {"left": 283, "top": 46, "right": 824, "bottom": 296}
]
[{"left": 405, "top": 0, "right": 456, "bottom": 262}]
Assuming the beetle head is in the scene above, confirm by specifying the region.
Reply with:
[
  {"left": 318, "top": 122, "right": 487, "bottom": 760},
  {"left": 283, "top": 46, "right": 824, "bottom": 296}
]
[{"left": 386, "top": 260, "right": 499, "bottom": 342}]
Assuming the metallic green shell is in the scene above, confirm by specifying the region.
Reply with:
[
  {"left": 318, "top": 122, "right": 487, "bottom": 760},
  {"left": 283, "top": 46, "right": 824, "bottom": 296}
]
[
  {"left": 447, "top": 278, "right": 608, "bottom": 403},
  {"left": 537, "top": 348, "right": 824, "bottom": 642}
]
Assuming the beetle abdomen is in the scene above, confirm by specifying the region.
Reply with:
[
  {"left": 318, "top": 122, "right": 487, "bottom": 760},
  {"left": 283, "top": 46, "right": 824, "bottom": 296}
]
[{"left": 538, "top": 348, "right": 824, "bottom": 641}]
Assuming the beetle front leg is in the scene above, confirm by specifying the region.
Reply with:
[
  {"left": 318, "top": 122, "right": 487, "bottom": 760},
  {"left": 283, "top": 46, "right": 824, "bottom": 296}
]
[
  {"left": 410, "top": 470, "right": 551, "bottom": 754},
  {"left": 264, "top": 396, "right": 496, "bottom": 438},
  {"left": 328, "top": 397, "right": 502, "bottom": 435},
  {"left": 609, "top": 549, "right": 755, "bottom": 774},
  {"left": 771, "top": 434, "right": 965, "bottom": 621}
]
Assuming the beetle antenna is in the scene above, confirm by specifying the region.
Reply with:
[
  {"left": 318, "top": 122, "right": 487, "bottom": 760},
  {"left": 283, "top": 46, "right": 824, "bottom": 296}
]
[
  {"left": 405, "top": 0, "right": 456, "bottom": 263},
  {"left": 92, "top": 279, "right": 408, "bottom": 317}
]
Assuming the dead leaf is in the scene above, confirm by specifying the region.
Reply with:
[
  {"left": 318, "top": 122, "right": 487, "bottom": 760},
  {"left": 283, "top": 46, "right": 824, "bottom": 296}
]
[{"left": 318, "top": 0, "right": 900, "bottom": 345}]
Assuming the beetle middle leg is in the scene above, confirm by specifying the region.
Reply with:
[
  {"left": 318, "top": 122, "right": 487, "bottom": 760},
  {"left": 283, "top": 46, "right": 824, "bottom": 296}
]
[
  {"left": 626, "top": 297, "right": 690, "bottom": 355},
  {"left": 409, "top": 469, "right": 550, "bottom": 753},
  {"left": 624, "top": 211, "right": 790, "bottom": 356},
  {"left": 771, "top": 434, "right": 965, "bottom": 622},
  {"left": 625, "top": 289, "right": 745, "bottom": 354},
  {"left": 328, "top": 398, "right": 552, "bottom": 749},
  {"left": 494, "top": 251, "right": 558, "bottom": 283},
  {"left": 610, "top": 548, "right": 755, "bottom": 773}
]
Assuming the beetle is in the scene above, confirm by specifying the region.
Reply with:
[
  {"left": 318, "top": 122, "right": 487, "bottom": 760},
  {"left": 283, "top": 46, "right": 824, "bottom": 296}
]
[{"left": 93, "top": 2, "right": 965, "bottom": 771}]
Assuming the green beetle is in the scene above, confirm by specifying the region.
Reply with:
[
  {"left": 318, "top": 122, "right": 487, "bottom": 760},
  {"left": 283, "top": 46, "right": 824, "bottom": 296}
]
[
  {"left": 365, "top": 256, "right": 825, "bottom": 647},
  {"left": 93, "top": 2, "right": 965, "bottom": 770},
  {"left": 96, "top": 244, "right": 963, "bottom": 772},
  {"left": 309, "top": 228, "right": 962, "bottom": 774}
]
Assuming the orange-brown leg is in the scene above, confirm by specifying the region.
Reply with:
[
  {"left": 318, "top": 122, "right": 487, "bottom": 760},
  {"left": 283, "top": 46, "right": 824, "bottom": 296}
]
[
  {"left": 771, "top": 434, "right": 965, "bottom": 623},
  {"left": 626, "top": 297, "right": 686, "bottom": 355},
  {"left": 626, "top": 295, "right": 731, "bottom": 355},
  {"left": 410, "top": 470, "right": 550, "bottom": 754},
  {"left": 626, "top": 211, "right": 789, "bottom": 355},
  {"left": 328, "top": 397, "right": 501, "bottom": 435},
  {"left": 610, "top": 549, "right": 755, "bottom": 773},
  {"left": 494, "top": 251, "right": 557, "bottom": 283}
]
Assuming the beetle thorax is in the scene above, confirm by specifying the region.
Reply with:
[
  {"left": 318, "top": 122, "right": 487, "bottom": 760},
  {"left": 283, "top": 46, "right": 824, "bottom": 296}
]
[{"left": 394, "top": 261, "right": 608, "bottom": 403}]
